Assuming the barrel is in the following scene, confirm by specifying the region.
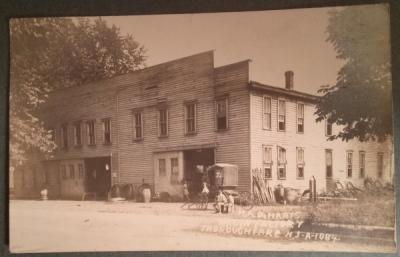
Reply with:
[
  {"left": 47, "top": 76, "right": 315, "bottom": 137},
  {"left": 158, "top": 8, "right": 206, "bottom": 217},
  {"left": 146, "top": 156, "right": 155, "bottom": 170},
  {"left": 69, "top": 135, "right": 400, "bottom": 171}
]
[{"left": 142, "top": 188, "right": 151, "bottom": 203}]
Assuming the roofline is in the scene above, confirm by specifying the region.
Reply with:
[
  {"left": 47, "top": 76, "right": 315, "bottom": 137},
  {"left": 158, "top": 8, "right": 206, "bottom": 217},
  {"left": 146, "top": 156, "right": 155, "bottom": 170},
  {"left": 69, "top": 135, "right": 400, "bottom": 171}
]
[{"left": 249, "top": 80, "right": 319, "bottom": 103}]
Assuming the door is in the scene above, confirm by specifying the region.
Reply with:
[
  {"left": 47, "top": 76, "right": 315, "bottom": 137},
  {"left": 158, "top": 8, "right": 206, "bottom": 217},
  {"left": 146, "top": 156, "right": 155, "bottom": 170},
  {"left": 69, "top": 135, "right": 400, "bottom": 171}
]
[{"left": 154, "top": 151, "right": 183, "bottom": 197}]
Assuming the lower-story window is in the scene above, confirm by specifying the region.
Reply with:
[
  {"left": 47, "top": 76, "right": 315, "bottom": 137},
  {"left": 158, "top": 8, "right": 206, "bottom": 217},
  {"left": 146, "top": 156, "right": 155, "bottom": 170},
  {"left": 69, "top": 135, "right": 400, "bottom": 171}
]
[
  {"left": 170, "top": 158, "right": 179, "bottom": 183},
  {"left": 277, "top": 146, "right": 286, "bottom": 179},
  {"left": 377, "top": 153, "right": 384, "bottom": 178}
]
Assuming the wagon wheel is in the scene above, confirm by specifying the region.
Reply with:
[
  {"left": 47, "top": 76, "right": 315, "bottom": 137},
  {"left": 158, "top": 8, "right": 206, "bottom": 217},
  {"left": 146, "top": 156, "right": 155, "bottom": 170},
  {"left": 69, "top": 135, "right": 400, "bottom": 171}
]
[{"left": 238, "top": 192, "right": 253, "bottom": 211}]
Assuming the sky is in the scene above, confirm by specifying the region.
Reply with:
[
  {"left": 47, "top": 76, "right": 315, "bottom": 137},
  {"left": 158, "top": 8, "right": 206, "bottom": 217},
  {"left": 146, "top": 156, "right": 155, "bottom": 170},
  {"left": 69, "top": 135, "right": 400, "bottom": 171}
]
[{"left": 103, "top": 7, "right": 347, "bottom": 95}]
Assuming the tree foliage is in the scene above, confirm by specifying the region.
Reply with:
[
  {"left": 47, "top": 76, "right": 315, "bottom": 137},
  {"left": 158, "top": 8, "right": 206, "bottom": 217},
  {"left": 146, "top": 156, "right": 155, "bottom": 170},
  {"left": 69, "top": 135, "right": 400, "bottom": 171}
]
[
  {"left": 10, "top": 17, "right": 146, "bottom": 167},
  {"left": 315, "top": 5, "right": 392, "bottom": 142}
]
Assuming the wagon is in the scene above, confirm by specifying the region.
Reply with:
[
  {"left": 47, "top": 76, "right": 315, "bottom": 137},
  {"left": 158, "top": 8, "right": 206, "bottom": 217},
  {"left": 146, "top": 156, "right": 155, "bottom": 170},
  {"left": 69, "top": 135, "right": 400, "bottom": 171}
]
[{"left": 207, "top": 163, "right": 253, "bottom": 210}]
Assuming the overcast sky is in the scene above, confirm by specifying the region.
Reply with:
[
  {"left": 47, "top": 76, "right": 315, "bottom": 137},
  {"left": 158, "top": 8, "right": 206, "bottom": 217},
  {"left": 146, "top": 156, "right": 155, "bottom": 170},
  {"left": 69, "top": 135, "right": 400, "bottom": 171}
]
[{"left": 103, "top": 7, "right": 347, "bottom": 95}]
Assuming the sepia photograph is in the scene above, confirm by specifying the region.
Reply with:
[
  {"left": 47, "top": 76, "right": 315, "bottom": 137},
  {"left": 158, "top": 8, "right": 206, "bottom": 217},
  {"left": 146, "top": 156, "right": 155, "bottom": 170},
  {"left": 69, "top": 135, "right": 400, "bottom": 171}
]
[{"left": 8, "top": 3, "right": 396, "bottom": 253}]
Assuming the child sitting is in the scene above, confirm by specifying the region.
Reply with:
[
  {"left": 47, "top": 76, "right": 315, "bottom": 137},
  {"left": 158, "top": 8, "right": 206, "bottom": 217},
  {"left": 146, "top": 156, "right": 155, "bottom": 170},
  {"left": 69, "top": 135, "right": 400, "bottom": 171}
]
[{"left": 214, "top": 189, "right": 227, "bottom": 213}]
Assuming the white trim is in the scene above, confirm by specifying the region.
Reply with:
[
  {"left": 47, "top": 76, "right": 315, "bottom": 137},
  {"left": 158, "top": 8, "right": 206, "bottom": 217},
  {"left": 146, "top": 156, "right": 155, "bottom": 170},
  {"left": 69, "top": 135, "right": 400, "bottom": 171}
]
[{"left": 262, "top": 96, "right": 272, "bottom": 130}]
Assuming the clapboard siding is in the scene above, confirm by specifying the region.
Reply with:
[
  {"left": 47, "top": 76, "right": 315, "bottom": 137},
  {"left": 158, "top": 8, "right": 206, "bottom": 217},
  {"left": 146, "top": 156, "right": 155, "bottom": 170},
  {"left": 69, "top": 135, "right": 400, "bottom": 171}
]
[
  {"left": 116, "top": 51, "right": 217, "bottom": 187},
  {"left": 250, "top": 91, "right": 394, "bottom": 192},
  {"left": 214, "top": 61, "right": 251, "bottom": 192}
]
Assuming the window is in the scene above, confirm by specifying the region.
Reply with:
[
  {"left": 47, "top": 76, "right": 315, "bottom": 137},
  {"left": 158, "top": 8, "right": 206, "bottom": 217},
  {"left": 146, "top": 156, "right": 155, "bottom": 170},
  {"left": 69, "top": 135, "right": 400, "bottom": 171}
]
[
  {"left": 359, "top": 151, "right": 366, "bottom": 178},
  {"left": 78, "top": 164, "right": 84, "bottom": 179},
  {"left": 278, "top": 100, "right": 286, "bottom": 131},
  {"left": 133, "top": 112, "right": 143, "bottom": 140},
  {"left": 60, "top": 165, "right": 67, "bottom": 179},
  {"left": 326, "top": 120, "right": 332, "bottom": 136},
  {"left": 297, "top": 103, "right": 304, "bottom": 133},
  {"left": 263, "top": 96, "right": 272, "bottom": 130},
  {"left": 49, "top": 128, "right": 56, "bottom": 142},
  {"left": 86, "top": 121, "right": 96, "bottom": 145},
  {"left": 297, "top": 147, "right": 305, "bottom": 179},
  {"left": 73, "top": 122, "right": 82, "bottom": 146},
  {"left": 170, "top": 158, "right": 179, "bottom": 183},
  {"left": 346, "top": 151, "right": 353, "bottom": 178},
  {"left": 377, "top": 153, "right": 384, "bottom": 178},
  {"left": 185, "top": 102, "right": 196, "bottom": 134},
  {"left": 61, "top": 124, "right": 68, "bottom": 149},
  {"left": 277, "top": 146, "right": 286, "bottom": 179},
  {"left": 158, "top": 109, "right": 168, "bottom": 137},
  {"left": 263, "top": 145, "right": 273, "bottom": 179},
  {"left": 216, "top": 98, "right": 228, "bottom": 130},
  {"left": 159, "top": 159, "right": 166, "bottom": 177},
  {"left": 102, "top": 118, "right": 112, "bottom": 144},
  {"left": 326, "top": 150, "right": 333, "bottom": 178},
  {"left": 69, "top": 164, "right": 75, "bottom": 179}
]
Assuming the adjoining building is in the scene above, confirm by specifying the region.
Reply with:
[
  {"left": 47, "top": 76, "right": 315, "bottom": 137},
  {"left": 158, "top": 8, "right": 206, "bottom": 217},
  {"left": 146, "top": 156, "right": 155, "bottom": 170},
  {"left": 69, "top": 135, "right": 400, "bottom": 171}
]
[{"left": 10, "top": 51, "right": 394, "bottom": 199}]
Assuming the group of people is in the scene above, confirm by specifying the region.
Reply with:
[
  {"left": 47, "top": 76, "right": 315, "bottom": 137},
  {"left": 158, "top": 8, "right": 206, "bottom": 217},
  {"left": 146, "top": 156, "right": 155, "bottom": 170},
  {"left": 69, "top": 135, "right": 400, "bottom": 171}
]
[{"left": 183, "top": 181, "right": 234, "bottom": 213}]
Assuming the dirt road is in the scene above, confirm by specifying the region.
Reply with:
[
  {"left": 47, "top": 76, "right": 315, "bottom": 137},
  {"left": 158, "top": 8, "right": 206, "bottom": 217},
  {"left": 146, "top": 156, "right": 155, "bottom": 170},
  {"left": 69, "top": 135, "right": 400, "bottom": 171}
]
[{"left": 9, "top": 200, "right": 396, "bottom": 253}]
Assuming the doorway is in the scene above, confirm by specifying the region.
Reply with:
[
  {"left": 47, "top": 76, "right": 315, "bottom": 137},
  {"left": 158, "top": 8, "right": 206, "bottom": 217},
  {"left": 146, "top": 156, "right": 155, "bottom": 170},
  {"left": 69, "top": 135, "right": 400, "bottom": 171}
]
[
  {"left": 183, "top": 148, "right": 215, "bottom": 195},
  {"left": 84, "top": 156, "right": 112, "bottom": 199}
]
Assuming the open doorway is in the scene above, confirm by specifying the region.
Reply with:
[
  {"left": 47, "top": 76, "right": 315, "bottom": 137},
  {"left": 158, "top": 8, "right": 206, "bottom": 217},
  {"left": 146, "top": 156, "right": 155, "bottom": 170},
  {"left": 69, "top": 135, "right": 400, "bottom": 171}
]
[
  {"left": 183, "top": 148, "right": 214, "bottom": 196},
  {"left": 84, "top": 156, "right": 111, "bottom": 199}
]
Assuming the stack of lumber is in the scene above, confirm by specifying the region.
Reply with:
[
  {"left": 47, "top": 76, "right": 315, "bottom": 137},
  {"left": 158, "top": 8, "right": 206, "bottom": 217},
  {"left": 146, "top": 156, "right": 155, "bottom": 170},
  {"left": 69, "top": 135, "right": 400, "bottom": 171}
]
[{"left": 252, "top": 168, "right": 275, "bottom": 204}]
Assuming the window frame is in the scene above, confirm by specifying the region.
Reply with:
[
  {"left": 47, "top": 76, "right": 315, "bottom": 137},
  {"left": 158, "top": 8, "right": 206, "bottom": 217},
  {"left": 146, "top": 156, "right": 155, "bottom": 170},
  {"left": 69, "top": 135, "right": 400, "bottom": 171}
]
[
  {"left": 158, "top": 159, "right": 166, "bottom": 177},
  {"left": 262, "top": 96, "right": 272, "bottom": 130},
  {"left": 184, "top": 101, "right": 197, "bottom": 135},
  {"left": 158, "top": 108, "right": 169, "bottom": 138},
  {"left": 61, "top": 123, "right": 69, "bottom": 149},
  {"left": 277, "top": 146, "right": 287, "bottom": 180},
  {"left": 170, "top": 158, "right": 180, "bottom": 184},
  {"left": 277, "top": 99, "right": 286, "bottom": 132},
  {"left": 69, "top": 164, "right": 75, "bottom": 179},
  {"left": 73, "top": 121, "right": 82, "bottom": 147},
  {"left": 296, "top": 102, "right": 305, "bottom": 134},
  {"left": 132, "top": 110, "right": 144, "bottom": 141},
  {"left": 215, "top": 97, "right": 229, "bottom": 131},
  {"left": 296, "top": 147, "right": 305, "bottom": 179},
  {"left": 326, "top": 120, "right": 333, "bottom": 137},
  {"left": 346, "top": 150, "right": 353, "bottom": 178},
  {"left": 102, "top": 118, "right": 112, "bottom": 145},
  {"left": 325, "top": 149, "right": 333, "bottom": 179},
  {"left": 359, "top": 151, "right": 366, "bottom": 178},
  {"left": 86, "top": 120, "right": 96, "bottom": 146},
  {"left": 60, "top": 164, "right": 67, "bottom": 179},
  {"left": 262, "top": 145, "right": 273, "bottom": 180},
  {"left": 78, "top": 163, "right": 84, "bottom": 179}
]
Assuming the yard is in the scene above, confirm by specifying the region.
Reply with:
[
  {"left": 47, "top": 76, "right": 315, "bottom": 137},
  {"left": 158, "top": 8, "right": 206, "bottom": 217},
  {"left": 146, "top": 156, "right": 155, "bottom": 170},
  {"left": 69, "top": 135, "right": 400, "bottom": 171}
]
[{"left": 9, "top": 197, "right": 396, "bottom": 253}]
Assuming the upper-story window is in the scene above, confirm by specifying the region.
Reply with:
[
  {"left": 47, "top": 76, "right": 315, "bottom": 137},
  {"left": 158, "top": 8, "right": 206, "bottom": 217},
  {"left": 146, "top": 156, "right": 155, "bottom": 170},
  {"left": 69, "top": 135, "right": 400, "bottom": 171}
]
[
  {"left": 86, "top": 120, "right": 96, "bottom": 146},
  {"left": 73, "top": 121, "right": 82, "bottom": 147},
  {"left": 277, "top": 146, "right": 286, "bottom": 179},
  {"left": 216, "top": 97, "right": 228, "bottom": 130},
  {"left": 377, "top": 152, "right": 384, "bottom": 178},
  {"left": 158, "top": 109, "right": 168, "bottom": 137},
  {"left": 102, "top": 118, "right": 112, "bottom": 145},
  {"left": 297, "top": 147, "right": 305, "bottom": 179},
  {"left": 326, "top": 120, "right": 333, "bottom": 136},
  {"left": 61, "top": 124, "right": 68, "bottom": 149},
  {"left": 297, "top": 103, "right": 304, "bottom": 133},
  {"left": 133, "top": 111, "right": 143, "bottom": 140},
  {"left": 359, "top": 151, "right": 366, "bottom": 178},
  {"left": 263, "top": 96, "right": 272, "bottom": 130},
  {"left": 346, "top": 151, "right": 353, "bottom": 178},
  {"left": 263, "top": 145, "right": 273, "bottom": 179},
  {"left": 185, "top": 102, "right": 196, "bottom": 135},
  {"left": 278, "top": 100, "right": 286, "bottom": 131}
]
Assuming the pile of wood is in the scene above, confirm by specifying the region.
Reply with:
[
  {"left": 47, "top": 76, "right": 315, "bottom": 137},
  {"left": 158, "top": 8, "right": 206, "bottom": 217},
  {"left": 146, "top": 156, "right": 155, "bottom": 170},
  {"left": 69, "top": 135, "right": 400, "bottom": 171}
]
[{"left": 252, "top": 168, "right": 275, "bottom": 204}]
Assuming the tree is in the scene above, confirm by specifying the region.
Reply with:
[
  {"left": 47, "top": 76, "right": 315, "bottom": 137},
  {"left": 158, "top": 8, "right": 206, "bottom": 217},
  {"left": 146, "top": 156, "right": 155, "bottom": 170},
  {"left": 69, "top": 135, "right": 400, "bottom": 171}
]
[
  {"left": 315, "top": 5, "right": 392, "bottom": 142},
  {"left": 10, "top": 17, "right": 146, "bottom": 168}
]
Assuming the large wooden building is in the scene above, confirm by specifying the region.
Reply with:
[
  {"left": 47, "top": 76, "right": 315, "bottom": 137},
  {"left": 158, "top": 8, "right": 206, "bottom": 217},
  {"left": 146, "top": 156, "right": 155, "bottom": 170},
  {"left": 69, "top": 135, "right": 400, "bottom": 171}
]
[{"left": 11, "top": 51, "right": 394, "bottom": 199}]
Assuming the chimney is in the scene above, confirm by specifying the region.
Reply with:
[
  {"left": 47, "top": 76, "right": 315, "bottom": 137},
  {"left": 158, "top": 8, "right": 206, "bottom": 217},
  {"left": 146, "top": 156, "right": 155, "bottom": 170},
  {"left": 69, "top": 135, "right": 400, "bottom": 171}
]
[{"left": 285, "top": 71, "right": 294, "bottom": 90}]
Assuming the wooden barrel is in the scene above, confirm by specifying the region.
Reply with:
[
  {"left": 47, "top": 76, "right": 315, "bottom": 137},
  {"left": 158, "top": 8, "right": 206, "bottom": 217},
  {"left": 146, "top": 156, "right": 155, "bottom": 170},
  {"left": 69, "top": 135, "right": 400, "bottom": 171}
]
[{"left": 142, "top": 188, "right": 151, "bottom": 203}]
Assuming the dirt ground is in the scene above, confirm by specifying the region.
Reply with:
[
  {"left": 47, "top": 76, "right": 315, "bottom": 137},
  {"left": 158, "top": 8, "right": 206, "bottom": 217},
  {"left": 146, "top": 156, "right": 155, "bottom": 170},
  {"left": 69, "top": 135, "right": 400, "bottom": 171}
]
[{"left": 9, "top": 200, "right": 396, "bottom": 253}]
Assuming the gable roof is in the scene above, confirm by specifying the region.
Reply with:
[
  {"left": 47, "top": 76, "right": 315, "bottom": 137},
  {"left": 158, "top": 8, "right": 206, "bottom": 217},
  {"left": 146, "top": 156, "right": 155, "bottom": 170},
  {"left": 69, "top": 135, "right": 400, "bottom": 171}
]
[{"left": 249, "top": 80, "right": 319, "bottom": 103}]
